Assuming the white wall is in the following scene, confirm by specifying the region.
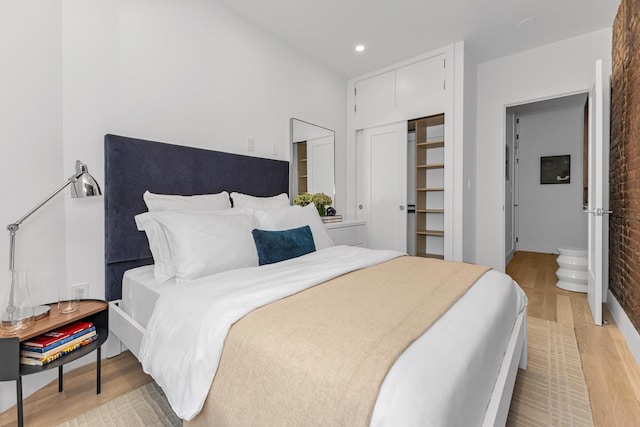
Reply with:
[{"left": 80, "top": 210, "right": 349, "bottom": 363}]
[
  {"left": 475, "top": 28, "right": 612, "bottom": 270},
  {"left": 0, "top": 0, "right": 66, "bottom": 413},
  {"left": 0, "top": 0, "right": 345, "bottom": 414},
  {"left": 61, "top": 0, "right": 346, "bottom": 298},
  {"left": 516, "top": 105, "right": 587, "bottom": 253}
]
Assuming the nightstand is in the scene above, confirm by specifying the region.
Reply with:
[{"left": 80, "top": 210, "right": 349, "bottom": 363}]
[
  {"left": 0, "top": 299, "right": 108, "bottom": 427},
  {"left": 324, "top": 221, "right": 367, "bottom": 247}
]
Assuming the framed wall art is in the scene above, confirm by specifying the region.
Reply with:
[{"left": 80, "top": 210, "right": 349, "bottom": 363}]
[{"left": 540, "top": 155, "right": 571, "bottom": 184}]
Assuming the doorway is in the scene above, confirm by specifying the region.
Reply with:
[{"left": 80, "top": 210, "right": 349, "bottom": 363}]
[{"left": 505, "top": 93, "right": 588, "bottom": 264}]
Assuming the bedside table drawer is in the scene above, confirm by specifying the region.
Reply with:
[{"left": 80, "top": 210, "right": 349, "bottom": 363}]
[{"left": 325, "top": 221, "right": 366, "bottom": 247}]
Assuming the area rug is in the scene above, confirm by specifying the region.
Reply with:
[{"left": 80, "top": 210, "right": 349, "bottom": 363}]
[
  {"left": 59, "top": 317, "right": 593, "bottom": 426},
  {"left": 56, "top": 381, "right": 180, "bottom": 427},
  {"left": 507, "top": 317, "right": 594, "bottom": 426}
]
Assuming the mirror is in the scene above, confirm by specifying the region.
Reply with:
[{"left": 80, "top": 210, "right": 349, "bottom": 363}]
[{"left": 290, "top": 118, "right": 335, "bottom": 203}]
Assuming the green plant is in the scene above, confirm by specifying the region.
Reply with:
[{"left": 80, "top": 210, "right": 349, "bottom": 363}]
[
  {"left": 311, "top": 192, "right": 332, "bottom": 207},
  {"left": 311, "top": 192, "right": 332, "bottom": 216},
  {"left": 293, "top": 193, "right": 313, "bottom": 207}
]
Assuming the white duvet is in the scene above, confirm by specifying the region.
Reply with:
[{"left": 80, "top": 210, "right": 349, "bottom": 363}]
[
  {"left": 140, "top": 245, "right": 526, "bottom": 425},
  {"left": 139, "top": 245, "right": 402, "bottom": 420}
]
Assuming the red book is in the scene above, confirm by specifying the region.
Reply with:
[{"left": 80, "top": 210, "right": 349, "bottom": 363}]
[{"left": 22, "top": 321, "right": 94, "bottom": 348}]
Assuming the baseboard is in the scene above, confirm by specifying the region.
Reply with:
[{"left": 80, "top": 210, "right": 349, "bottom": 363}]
[
  {"left": 505, "top": 249, "right": 515, "bottom": 265},
  {"left": 607, "top": 290, "right": 640, "bottom": 367}
]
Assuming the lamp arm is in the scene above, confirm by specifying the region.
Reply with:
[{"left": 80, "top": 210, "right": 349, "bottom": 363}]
[
  {"left": 9, "top": 172, "right": 82, "bottom": 230},
  {"left": 7, "top": 168, "right": 83, "bottom": 270}
]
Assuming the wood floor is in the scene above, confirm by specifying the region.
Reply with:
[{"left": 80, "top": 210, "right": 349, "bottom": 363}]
[
  {"left": 507, "top": 251, "right": 640, "bottom": 426},
  {"left": 1, "top": 250, "right": 639, "bottom": 426}
]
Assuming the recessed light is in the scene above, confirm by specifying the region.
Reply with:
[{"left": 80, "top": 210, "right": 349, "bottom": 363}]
[{"left": 355, "top": 44, "right": 365, "bottom": 53}]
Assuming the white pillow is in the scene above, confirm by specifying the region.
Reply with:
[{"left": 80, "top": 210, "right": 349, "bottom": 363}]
[
  {"left": 230, "top": 192, "right": 290, "bottom": 209},
  {"left": 254, "top": 203, "right": 334, "bottom": 250},
  {"left": 153, "top": 212, "right": 258, "bottom": 281},
  {"left": 135, "top": 213, "right": 175, "bottom": 283},
  {"left": 135, "top": 208, "right": 256, "bottom": 282},
  {"left": 143, "top": 190, "right": 231, "bottom": 212}
]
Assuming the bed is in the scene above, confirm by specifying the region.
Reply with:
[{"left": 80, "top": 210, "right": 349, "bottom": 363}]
[{"left": 105, "top": 134, "right": 528, "bottom": 426}]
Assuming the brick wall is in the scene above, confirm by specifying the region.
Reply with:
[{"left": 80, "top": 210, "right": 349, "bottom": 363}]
[{"left": 610, "top": 0, "right": 640, "bottom": 332}]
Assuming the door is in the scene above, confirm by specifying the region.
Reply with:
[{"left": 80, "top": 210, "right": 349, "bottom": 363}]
[
  {"left": 513, "top": 135, "right": 520, "bottom": 252},
  {"left": 505, "top": 112, "right": 516, "bottom": 260},
  {"left": 586, "top": 59, "right": 611, "bottom": 326},
  {"left": 357, "top": 122, "right": 408, "bottom": 252}
]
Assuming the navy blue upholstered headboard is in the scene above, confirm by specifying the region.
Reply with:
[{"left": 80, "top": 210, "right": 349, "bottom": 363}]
[{"left": 104, "top": 134, "right": 289, "bottom": 301}]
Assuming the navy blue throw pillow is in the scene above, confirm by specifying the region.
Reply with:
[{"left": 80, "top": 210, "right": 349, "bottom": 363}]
[{"left": 252, "top": 225, "right": 316, "bottom": 266}]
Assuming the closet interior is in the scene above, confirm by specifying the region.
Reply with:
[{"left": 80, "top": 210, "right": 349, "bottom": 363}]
[{"left": 408, "top": 114, "right": 445, "bottom": 259}]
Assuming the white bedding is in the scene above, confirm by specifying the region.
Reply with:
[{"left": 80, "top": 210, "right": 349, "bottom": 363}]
[
  {"left": 138, "top": 246, "right": 526, "bottom": 424},
  {"left": 121, "top": 265, "right": 176, "bottom": 329}
]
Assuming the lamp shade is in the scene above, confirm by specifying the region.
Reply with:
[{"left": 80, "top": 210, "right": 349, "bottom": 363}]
[{"left": 71, "top": 160, "right": 102, "bottom": 198}]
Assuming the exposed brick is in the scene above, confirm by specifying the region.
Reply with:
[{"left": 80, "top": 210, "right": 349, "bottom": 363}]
[{"left": 610, "top": 0, "right": 640, "bottom": 333}]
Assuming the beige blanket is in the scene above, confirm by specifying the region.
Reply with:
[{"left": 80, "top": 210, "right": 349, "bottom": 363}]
[{"left": 186, "top": 256, "right": 489, "bottom": 426}]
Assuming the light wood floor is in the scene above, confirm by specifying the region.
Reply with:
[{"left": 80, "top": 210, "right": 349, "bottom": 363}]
[
  {"left": 507, "top": 251, "right": 640, "bottom": 426},
  {"left": 1, "top": 250, "right": 639, "bottom": 426}
]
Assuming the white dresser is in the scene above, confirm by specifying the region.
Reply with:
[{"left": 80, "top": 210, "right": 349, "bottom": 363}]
[{"left": 324, "top": 221, "right": 367, "bottom": 247}]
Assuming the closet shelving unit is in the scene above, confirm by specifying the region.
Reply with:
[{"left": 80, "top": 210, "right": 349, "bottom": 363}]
[
  {"left": 296, "top": 141, "right": 308, "bottom": 194},
  {"left": 414, "top": 114, "right": 445, "bottom": 259}
]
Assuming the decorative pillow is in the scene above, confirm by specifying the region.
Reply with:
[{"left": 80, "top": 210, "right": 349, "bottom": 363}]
[
  {"left": 252, "top": 226, "right": 316, "bottom": 265},
  {"left": 143, "top": 190, "right": 231, "bottom": 212},
  {"left": 135, "top": 209, "right": 256, "bottom": 282},
  {"left": 230, "top": 192, "right": 290, "bottom": 209},
  {"left": 253, "top": 203, "right": 334, "bottom": 250},
  {"left": 153, "top": 211, "right": 258, "bottom": 281}
]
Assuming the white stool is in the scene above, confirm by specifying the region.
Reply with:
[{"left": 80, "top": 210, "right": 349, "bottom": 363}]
[{"left": 556, "top": 248, "right": 588, "bottom": 293}]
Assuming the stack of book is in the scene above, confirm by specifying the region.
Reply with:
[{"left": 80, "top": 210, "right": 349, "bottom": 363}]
[
  {"left": 321, "top": 215, "right": 343, "bottom": 224},
  {"left": 20, "top": 321, "right": 98, "bottom": 366}
]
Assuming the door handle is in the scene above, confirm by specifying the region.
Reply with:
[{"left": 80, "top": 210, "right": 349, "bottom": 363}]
[
  {"left": 399, "top": 206, "right": 405, "bottom": 211},
  {"left": 584, "top": 208, "right": 613, "bottom": 216},
  {"left": 359, "top": 205, "right": 363, "bottom": 210}
]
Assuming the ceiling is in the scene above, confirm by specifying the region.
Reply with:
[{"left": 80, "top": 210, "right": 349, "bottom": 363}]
[{"left": 215, "top": 0, "right": 620, "bottom": 78}]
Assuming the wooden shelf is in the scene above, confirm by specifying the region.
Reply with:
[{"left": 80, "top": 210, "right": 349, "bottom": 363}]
[
  {"left": 416, "top": 252, "right": 445, "bottom": 260},
  {"left": 295, "top": 141, "right": 308, "bottom": 195},
  {"left": 416, "top": 209, "right": 444, "bottom": 213},
  {"left": 0, "top": 300, "right": 107, "bottom": 342},
  {"left": 416, "top": 140, "right": 444, "bottom": 148},
  {"left": 416, "top": 229, "right": 445, "bottom": 236},
  {"left": 417, "top": 163, "right": 444, "bottom": 169}
]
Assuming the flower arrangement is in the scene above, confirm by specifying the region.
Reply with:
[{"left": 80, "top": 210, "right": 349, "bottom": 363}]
[
  {"left": 311, "top": 192, "right": 332, "bottom": 208},
  {"left": 294, "top": 192, "right": 332, "bottom": 216},
  {"left": 293, "top": 193, "right": 313, "bottom": 207}
]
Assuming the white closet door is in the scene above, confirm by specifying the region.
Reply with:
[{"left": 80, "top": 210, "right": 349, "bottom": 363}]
[{"left": 357, "top": 122, "right": 408, "bottom": 252}]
